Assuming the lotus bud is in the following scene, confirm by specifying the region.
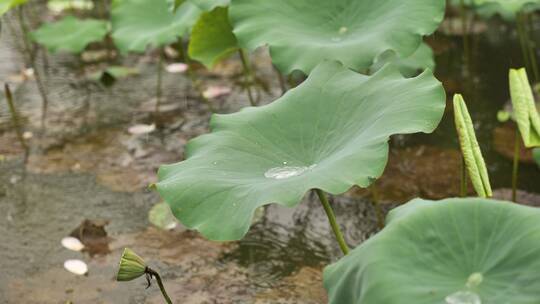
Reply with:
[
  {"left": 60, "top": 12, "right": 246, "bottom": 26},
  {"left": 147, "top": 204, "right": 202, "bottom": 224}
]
[{"left": 117, "top": 248, "right": 147, "bottom": 282}]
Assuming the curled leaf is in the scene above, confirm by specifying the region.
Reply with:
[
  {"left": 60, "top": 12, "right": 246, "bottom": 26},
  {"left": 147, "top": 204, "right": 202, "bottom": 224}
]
[
  {"left": 509, "top": 68, "right": 540, "bottom": 148},
  {"left": 453, "top": 94, "right": 492, "bottom": 197}
]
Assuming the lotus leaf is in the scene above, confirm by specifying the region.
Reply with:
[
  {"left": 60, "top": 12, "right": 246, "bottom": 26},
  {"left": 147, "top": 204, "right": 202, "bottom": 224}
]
[
  {"left": 156, "top": 61, "right": 446, "bottom": 241},
  {"left": 229, "top": 0, "right": 446, "bottom": 74},
  {"left": 188, "top": 6, "right": 238, "bottom": 68},
  {"left": 509, "top": 68, "right": 540, "bottom": 148},
  {"left": 111, "top": 0, "right": 201, "bottom": 53},
  {"left": 453, "top": 94, "right": 492, "bottom": 197},
  {"left": 30, "top": 16, "right": 108, "bottom": 54},
  {"left": 0, "top": 0, "right": 26, "bottom": 16},
  {"left": 188, "top": 0, "right": 229, "bottom": 11},
  {"left": 369, "top": 42, "right": 435, "bottom": 78},
  {"left": 324, "top": 197, "right": 540, "bottom": 304},
  {"left": 473, "top": 0, "right": 540, "bottom": 20}
]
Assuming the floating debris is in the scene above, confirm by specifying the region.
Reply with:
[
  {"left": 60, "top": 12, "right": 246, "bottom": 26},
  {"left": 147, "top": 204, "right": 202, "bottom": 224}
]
[
  {"left": 128, "top": 124, "right": 156, "bottom": 135},
  {"left": 63, "top": 259, "right": 88, "bottom": 276},
  {"left": 61, "top": 237, "right": 85, "bottom": 252},
  {"left": 166, "top": 63, "right": 188, "bottom": 74}
]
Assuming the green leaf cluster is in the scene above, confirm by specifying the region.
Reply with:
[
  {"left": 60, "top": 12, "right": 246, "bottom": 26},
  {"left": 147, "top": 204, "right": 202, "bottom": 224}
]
[{"left": 0, "top": 0, "right": 27, "bottom": 16}]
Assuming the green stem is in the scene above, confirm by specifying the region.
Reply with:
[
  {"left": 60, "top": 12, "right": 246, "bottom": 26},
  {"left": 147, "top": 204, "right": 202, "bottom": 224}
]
[
  {"left": 155, "top": 50, "right": 164, "bottom": 117},
  {"left": 523, "top": 13, "right": 539, "bottom": 83},
  {"left": 370, "top": 183, "right": 385, "bottom": 229},
  {"left": 512, "top": 127, "right": 520, "bottom": 203},
  {"left": 517, "top": 13, "right": 533, "bottom": 79},
  {"left": 460, "top": 156, "right": 468, "bottom": 197},
  {"left": 178, "top": 41, "right": 215, "bottom": 113},
  {"left": 238, "top": 49, "right": 256, "bottom": 106},
  {"left": 460, "top": 0, "right": 470, "bottom": 77},
  {"left": 18, "top": 6, "right": 49, "bottom": 130},
  {"left": 4, "top": 84, "right": 29, "bottom": 163},
  {"left": 315, "top": 189, "right": 350, "bottom": 255},
  {"left": 146, "top": 268, "right": 173, "bottom": 304}
]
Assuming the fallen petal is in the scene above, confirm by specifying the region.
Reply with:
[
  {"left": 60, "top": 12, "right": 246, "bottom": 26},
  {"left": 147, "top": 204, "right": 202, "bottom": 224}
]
[
  {"left": 166, "top": 63, "right": 188, "bottom": 74},
  {"left": 128, "top": 124, "right": 156, "bottom": 135},
  {"left": 61, "top": 237, "right": 85, "bottom": 252},
  {"left": 64, "top": 259, "right": 88, "bottom": 275},
  {"left": 203, "top": 86, "right": 232, "bottom": 99}
]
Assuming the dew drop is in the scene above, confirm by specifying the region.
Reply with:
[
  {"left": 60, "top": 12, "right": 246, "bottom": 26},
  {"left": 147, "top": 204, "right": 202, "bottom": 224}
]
[
  {"left": 264, "top": 165, "right": 316, "bottom": 180},
  {"left": 466, "top": 272, "right": 483, "bottom": 289},
  {"left": 445, "top": 291, "right": 481, "bottom": 304},
  {"left": 339, "top": 26, "right": 348, "bottom": 34}
]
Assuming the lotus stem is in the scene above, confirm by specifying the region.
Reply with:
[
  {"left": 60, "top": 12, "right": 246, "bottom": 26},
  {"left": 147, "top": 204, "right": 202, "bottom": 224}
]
[
  {"left": 516, "top": 13, "right": 536, "bottom": 82},
  {"left": 370, "top": 183, "right": 385, "bottom": 229},
  {"left": 460, "top": 0, "right": 470, "bottom": 77},
  {"left": 238, "top": 49, "right": 256, "bottom": 106},
  {"left": 523, "top": 13, "right": 539, "bottom": 83},
  {"left": 177, "top": 40, "right": 215, "bottom": 113},
  {"left": 4, "top": 84, "right": 29, "bottom": 163},
  {"left": 274, "top": 65, "right": 287, "bottom": 95},
  {"left": 17, "top": 5, "right": 49, "bottom": 131},
  {"left": 512, "top": 127, "right": 520, "bottom": 203},
  {"left": 146, "top": 268, "right": 173, "bottom": 304},
  {"left": 315, "top": 189, "right": 350, "bottom": 255},
  {"left": 460, "top": 156, "right": 468, "bottom": 197},
  {"left": 155, "top": 49, "right": 164, "bottom": 118}
]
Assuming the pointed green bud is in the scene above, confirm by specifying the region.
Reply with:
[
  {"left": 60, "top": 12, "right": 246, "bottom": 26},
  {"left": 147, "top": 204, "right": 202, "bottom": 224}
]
[{"left": 117, "top": 248, "right": 147, "bottom": 282}]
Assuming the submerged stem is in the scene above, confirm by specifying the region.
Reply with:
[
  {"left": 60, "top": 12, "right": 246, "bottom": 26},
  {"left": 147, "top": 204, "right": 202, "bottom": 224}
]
[
  {"left": 238, "top": 49, "right": 256, "bottom": 106},
  {"left": 274, "top": 65, "right": 287, "bottom": 96},
  {"left": 4, "top": 84, "right": 29, "bottom": 163},
  {"left": 146, "top": 268, "right": 173, "bottom": 304},
  {"left": 370, "top": 183, "right": 385, "bottom": 229},
  {"left": 460, "top": 0, "right": 470, "bottom": 76},
  {"left": 523, "top": 13, "right": 539, "bottom": 83},
  {"left": 512, "top": 128, "right": 520, "bottom": 203},
  {"left": 315, "top": 189, "right": 350, "bottom": 255}
]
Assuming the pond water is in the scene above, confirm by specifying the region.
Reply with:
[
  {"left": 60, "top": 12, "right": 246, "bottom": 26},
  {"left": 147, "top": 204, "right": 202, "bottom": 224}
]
[{"left": 0, "top": 8, "right": 539, "bottom": 304}]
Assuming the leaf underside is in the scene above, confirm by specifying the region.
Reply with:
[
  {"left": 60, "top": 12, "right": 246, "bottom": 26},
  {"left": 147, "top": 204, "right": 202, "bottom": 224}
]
[{"left": 156, "top": 60, "right": 446, "bottom": 241}]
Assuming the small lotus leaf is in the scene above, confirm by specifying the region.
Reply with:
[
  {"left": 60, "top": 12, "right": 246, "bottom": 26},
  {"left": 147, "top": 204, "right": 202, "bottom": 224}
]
[
  {"left": 369, "top": 42, "right": 435, "bottom": 78},
  {"left": 453, "top": 94, "right": 492, "bottom": 197},
  {"left": 111, "top": 0, "right": 201, "bottom": 53},
  {"left": 30, "top": 16, "right": 108, "bottom": 54},
  {"left": 473, "top": 0, "right": 540, "bottom": 20},
  {"left": 156, "top": 61, "right": 446, "bottom": 241},
  {"left": 188, "top": 6, "right": 238, "bottom": 68},
  {"left": 509, "top": 68, "right": 540, "bottom": 148},
  {"left": 229, "top": 0, "right": 446, "bottom": 74},
  {"left": 0, "top": 0, "right": 27, "bottom": 16},
  {"left": 324, "top": 197, "right": 540, "bottom": 304},
  {"left": 148, "top": 202, "right": 178, "bottom": 230}
]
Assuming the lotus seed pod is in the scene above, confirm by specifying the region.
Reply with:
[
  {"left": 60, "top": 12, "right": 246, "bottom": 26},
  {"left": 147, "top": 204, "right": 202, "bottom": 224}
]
[{"left": 117, "top": 248, "right": 147, "bottom": 281}]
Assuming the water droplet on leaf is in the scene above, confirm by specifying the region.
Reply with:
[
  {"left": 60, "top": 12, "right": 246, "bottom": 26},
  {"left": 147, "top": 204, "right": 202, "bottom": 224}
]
[
  {"left": 445, "top": 291, "right": 481, "bottom": 304},
  {"left": 264, "top": 165, "right": 316, "bottom": 180}
]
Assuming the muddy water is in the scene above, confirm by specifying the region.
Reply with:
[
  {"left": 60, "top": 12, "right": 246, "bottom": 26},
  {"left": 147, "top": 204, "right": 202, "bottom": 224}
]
[{"left": 1, "top": 7, "right": 540, "bottom": 304}]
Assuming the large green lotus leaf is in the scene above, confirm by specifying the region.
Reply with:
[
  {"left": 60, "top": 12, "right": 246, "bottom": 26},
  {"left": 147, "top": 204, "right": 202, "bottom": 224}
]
[
  {"left": 229, "top": 0, "right": 446, "bottom": 74},
  {"left": 473, "top": 0, "right": 540, "bottom": 20},
  {"left": 324, "top": 197, "right": 540, "bottom": 304},
  {"left": 188, "top": 0, "right": 229, "bottom": 11},
  {"left": 369, "top": 42, "right": 435, "bottom": 78},
  {"left": 509, "top": 68, "right": 540, "bottom": 148},
  {"left": 453, "top": 94, "right": 492, "bottom": 197},
  {"left": 188, "top": 6, "right": 238, "bottom": 68},
  {"left": 156, "top": 61, "right": 446, "bottom": 241},
  {"left": 0, "top": 0, "right": 27, "bottom": 16},
  {"left": 30, "top": 16, "right": 108, "bottom": 54},
  {"left": 111, "top": 0, "right": 201, "bottom": 53}
]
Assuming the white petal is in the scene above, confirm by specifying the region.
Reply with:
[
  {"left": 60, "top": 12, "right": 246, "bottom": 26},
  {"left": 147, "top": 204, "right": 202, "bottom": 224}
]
[
  {"left": 166, "top": 63, "right": 188, "bottom": 74},
  {"left": 64, "top": 259, "right": 88, "bottom": 275},
  {"left": 128, "top": 124, "right": 156, "bottom": 135},
  {"left": 203, "top": 86, "right": 232, "bottom": 99},
  {"left": 61, "top": 237, "right": 85, "bottom": 252}
]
